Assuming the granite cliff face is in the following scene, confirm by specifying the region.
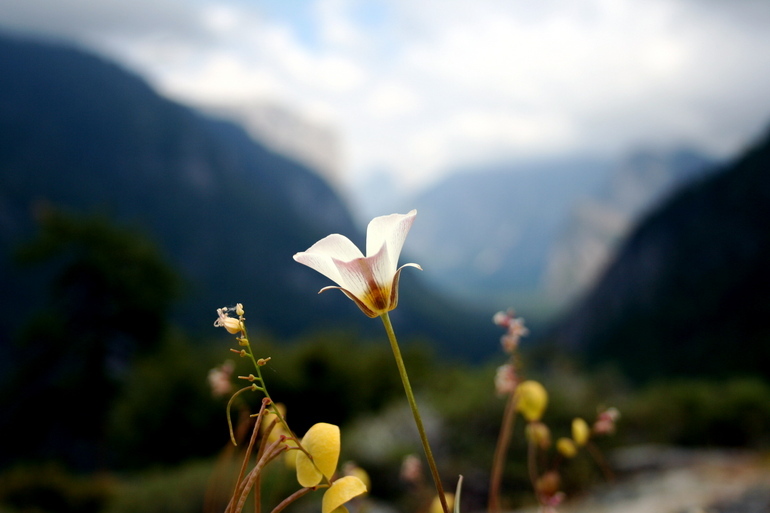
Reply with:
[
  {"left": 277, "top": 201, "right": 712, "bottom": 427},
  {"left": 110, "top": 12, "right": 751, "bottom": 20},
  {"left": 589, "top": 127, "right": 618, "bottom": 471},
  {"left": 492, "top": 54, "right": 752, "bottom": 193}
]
[
  {"left": 553, "top": 130, "right": 770, "bottom": 381},
  {"left": 545, "top": 149, "right": 715, "bottom": 304}
]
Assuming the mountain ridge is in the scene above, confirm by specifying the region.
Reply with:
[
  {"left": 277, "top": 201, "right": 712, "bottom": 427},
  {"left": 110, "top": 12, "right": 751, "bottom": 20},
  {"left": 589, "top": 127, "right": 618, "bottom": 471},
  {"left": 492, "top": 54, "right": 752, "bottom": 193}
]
[
  {"left": 552, "top": 127, "right": 770, "bottom": 381},
  {"left": 0, "top": 32, "right": 497, "bottom": 360}
]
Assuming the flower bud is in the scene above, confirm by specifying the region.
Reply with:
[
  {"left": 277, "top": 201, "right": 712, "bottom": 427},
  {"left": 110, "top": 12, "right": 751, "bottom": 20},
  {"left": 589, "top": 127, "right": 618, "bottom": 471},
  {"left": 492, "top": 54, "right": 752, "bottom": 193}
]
[
  {"left": 556, "top": 438, "right": 577, "bottom": 458},
  {"left": 515, "top": 380, "right": 548, "bottom": 421},
  {"left": 572, "top": 417, "right": 590, "bottom": 446},
  {"left": 535, "top": 471, "right": 561, "bottom": 498},
  {"left": 214, "top": 307, "right": 243, "bottom": 334},
  {"left": 526, "top": 422, "right": 551, "bottom": 449}
]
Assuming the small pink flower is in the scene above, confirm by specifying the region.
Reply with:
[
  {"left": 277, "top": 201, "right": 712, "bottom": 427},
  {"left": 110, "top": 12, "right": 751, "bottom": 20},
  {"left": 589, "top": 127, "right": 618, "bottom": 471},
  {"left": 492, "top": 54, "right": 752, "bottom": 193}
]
[
  {"left": 208, "top": 360, "right": 234, "bottom": 398},
  {"left": 509, "top": 317, "right": 529, "bottom": 339},
  {"left": 500, "top": 333, "right": 520, "bottom": 353},
  {"left": 495, "top": 311, "right": 528, "bottom": 354},
  {"left": 593, "top": 407, "right": 620, "bottom": 435},
  {"left": 494, "top": 363, "right": 518, "bottom": 396},
  {"left": 493, "top": 310, "right": 514, "bottom": 328},
  {"left": 399, "top": 454, "right": 423, "bottom": 485}
]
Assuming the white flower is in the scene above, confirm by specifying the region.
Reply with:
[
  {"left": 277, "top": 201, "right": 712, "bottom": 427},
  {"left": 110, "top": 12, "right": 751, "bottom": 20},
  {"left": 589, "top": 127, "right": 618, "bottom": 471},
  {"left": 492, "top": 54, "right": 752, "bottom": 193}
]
[
  {"left": 293, "top": 210, "right": 421, "bottom": 318},
  {"left": 214, "top": 306, "right": 242, "bottom": 334}
]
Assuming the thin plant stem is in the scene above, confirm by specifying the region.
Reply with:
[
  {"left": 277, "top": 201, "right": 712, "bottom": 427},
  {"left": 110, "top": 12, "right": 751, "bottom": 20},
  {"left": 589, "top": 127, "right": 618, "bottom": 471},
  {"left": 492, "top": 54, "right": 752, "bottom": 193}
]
[
  {"left": 238, "top": 325, "right": 320, "bottom": 468},
  {"left": 527, "top": 436, "right": 539, "bottom": 503},
  {"left": 488, "top": 391, "right": 518, "bottom": 513},
  {"left": 586, "top": 441, "right": 615, "bottom": 482},
  {"left": 380, "top": 312, "right": 449, "bottom": 513},
  {"left": 228, "top": 402, "right": 269, "bottom": 513},
  {"left": 227, "top": 386, "right": 259, "bottom": 446},
  {"left": 253, "top": 419, "right": 282, "bottom": 513},
  {"left": 230, "top": 440, "right": 289, "bottom": 513},
  {"left": 269, "top": 487, "right": 314, "bottom": 513}
]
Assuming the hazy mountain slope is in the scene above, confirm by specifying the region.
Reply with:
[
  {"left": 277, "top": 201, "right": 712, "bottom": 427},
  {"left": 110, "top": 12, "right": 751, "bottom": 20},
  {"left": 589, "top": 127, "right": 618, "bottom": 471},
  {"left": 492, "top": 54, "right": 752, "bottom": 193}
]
[
  {"left": 553, "top": 129, "right": 770, "bottom": 381},
  {"left": 405, "top": 158, "right": 613, "bottom": 296},
  {"left": 0, "top": 33, "right": 497, "bottom": 358},
  {"left": 402, "top": 147, "right": 715, "bottom": 317},
  {"left": 545, "top": 148, "right": 715, "bottom": 303}
]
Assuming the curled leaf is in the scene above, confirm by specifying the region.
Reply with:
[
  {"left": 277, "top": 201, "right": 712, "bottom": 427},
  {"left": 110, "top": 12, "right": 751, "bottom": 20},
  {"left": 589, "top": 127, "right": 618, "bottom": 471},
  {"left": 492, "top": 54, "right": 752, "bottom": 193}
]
[
  {"left": 322, "top": 476, "right": 367, "bottom": 513},
  {"left": 296, "top": 423, "right": 340, "bottom": 487}
]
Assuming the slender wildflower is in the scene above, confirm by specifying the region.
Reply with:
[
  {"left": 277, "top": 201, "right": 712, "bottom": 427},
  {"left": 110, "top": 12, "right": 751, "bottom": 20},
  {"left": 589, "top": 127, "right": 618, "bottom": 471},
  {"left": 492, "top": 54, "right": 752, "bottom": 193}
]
[
  {"left": 294, "top": 210, "right": 450, "bottom": 513},
  {"left": 214, "top": 304, "right": 367, "bottom": 513}
]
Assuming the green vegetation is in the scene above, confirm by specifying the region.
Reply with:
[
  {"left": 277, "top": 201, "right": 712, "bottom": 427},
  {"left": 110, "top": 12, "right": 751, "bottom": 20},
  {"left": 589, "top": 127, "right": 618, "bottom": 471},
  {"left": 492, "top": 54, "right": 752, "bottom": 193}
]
[{"left": 3, "top": 330, "right": 770, "bottom": 512}]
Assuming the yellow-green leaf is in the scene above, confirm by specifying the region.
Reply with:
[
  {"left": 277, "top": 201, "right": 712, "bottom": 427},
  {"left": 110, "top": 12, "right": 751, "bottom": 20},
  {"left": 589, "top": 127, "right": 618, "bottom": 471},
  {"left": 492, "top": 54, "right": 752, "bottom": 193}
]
[
  {"left": 322, "top": 476, "right": 367, "bottom": 513},
  {"left": 296, "top": 423, "right": 340, "bottom": 487}
]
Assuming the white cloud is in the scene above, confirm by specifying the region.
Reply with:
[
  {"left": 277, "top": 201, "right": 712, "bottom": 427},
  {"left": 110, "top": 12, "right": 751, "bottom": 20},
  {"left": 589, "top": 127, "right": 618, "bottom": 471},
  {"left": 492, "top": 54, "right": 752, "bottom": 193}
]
[
  {"left": 364, "top": 81, "right": 419, "bottom": 119},
  {"left": 1, "top": 0, "right": 769, "bottom": 194}
]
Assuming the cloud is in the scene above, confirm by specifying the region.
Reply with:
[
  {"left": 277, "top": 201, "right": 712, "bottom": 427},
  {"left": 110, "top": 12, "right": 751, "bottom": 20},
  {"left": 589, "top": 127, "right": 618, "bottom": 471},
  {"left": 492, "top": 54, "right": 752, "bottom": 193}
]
[
  {"left": 1, "top": 0, "right": 769, "bottom": 193},
  {"left": 0, "top": 0, "right": 202, "bottom": 41}
]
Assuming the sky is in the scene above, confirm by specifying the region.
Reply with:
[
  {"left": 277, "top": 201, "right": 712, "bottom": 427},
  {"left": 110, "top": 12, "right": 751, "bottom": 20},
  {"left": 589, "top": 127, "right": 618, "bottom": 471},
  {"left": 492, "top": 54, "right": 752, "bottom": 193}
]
[{"left": 2, "top": 0, "right": 770, "bottom": 197}]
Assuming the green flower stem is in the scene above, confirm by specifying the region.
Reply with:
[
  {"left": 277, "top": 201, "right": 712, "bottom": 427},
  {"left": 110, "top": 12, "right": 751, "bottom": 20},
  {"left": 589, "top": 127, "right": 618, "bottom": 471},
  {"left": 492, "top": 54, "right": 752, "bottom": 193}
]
[
  {"left": 238, "top": 325, "right": 331, "bottom": 485},
  {"left": 240, "top": 327, "right": 293, "bottom": 440},
  {"left": 380, "top": 312, "right": 449, "bottom": 513}
]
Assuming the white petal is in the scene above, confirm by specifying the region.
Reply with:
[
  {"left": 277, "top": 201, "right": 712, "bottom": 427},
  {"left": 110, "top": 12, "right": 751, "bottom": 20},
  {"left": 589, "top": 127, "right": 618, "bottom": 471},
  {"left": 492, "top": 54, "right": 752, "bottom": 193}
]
[
  {"left": 293, "top": 234, "right": 364, "bottom": 285},
  {"left": 333, "top": 256, "right": 378, "bottom": 302},
  {"left": 365, "top": 210, "right": 417, "bottom": 273},
  {"left": 364, "top": 242, "right": 392, "bottom": 291}
]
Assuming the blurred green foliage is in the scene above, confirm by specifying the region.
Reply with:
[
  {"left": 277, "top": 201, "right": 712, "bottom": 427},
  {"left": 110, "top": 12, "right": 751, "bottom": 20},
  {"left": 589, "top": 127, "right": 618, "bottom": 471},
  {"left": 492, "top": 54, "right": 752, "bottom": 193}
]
[
  {"left": 107, "top": 335, "right": 226, "bottom": 468},
  {"left": 3, "top": 329, "right": 770, "bottom": 512},
  {"left": 0, "top": 464, "right": 114, "bottom": 513},
  {"left": 3, "top": 209, "right": 770, "bottom": 513},
  {"left": 619, "top": 376, "right": 770, "bottom": 447},
  {"left": 1, "top": 208, "right": 181, "bottom": 469}
]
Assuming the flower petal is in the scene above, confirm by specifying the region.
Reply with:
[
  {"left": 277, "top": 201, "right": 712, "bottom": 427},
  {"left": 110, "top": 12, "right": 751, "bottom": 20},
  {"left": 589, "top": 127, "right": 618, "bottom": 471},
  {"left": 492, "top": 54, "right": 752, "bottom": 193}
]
[
  {"left": 333, "top": 249, "right": 391, "bottom": 314},
  {"left": 319, "top": 285, "right": 380, "bottom": 317},
  {"left": 322, "top": 476, "right": 368, "bottom": 513},
  {"left": 365, "top": 210, "right": 417, "bottom": 273},
  {"left": 387, "top": 263, "right": 422, "bottom": 312},
  {"left": 293, "top": 234, "right": 364, "bottom": 286}
]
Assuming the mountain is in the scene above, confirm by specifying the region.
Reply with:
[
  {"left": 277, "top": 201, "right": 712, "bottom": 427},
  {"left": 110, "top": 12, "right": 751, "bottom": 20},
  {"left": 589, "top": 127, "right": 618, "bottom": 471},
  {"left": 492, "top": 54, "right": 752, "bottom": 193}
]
[
  {"left": 545, "top": 148, "right": 716, "bottom": 303},
  {"left": 205, "top": 100, "right": 344, "bottom": 190},
  {"left": 403, "top": 158, "right": 613, "bottom": 303},
  {"left": 401, "top": 149, "right": 716, "bottom": 315},
  {"left": 552, "top": 128, "right": 770, "bottom": 381},
  {"left": 0, "top": 33, "right": 497, "bottom": 361}
]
